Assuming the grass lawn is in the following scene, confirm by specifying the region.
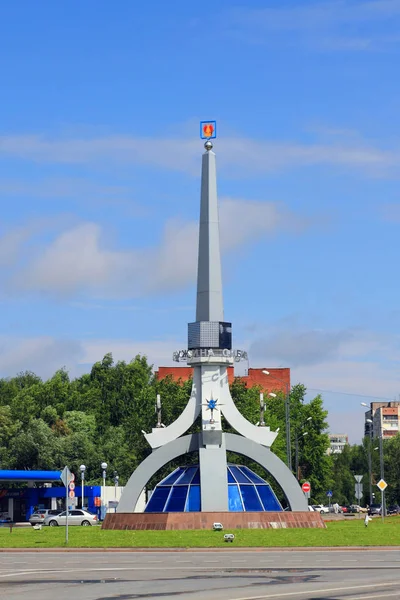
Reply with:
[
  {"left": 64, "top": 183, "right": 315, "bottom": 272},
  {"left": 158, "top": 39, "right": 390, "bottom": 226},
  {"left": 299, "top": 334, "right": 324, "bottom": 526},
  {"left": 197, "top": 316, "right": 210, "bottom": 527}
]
[{"left": 0, "top": 517, "right": 399, "bottom": 549}]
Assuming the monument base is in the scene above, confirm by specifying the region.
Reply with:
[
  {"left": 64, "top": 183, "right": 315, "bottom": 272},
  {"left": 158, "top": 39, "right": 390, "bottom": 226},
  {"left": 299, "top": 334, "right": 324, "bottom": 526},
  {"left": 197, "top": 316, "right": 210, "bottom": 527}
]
[{"left": 102, "top": 511, "right": 325, "bottom": 530}]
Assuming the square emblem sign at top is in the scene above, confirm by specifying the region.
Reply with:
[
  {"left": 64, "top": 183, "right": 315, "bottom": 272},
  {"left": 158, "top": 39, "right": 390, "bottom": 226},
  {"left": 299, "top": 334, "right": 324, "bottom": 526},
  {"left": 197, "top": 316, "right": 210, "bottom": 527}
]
[{"left": 200, "top": 121, "right": 217, "bottom": 139}]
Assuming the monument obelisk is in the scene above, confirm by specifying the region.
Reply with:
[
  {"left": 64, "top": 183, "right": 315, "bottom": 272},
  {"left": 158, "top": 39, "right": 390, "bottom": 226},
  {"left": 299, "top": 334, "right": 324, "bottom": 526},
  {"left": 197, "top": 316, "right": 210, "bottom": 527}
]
[
  {"left": 192, "top": 137, "right": 229, "bottom": 510},
  {"left": 115, "top": 122, "right": 307, "bottom": 516}
]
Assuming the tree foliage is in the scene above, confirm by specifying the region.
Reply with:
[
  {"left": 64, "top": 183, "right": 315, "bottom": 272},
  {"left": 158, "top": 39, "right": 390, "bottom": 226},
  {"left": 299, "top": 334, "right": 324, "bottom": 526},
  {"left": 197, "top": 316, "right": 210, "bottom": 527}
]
[{"left": 0, "top": 355, "right": 398, "bottom": 505}]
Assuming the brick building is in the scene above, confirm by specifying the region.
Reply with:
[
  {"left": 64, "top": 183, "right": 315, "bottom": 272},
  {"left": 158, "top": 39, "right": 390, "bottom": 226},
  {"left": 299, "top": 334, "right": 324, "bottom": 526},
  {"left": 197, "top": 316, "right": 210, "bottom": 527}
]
[{"left": 155, "top": 367, "right": 290, "bottom": 394}]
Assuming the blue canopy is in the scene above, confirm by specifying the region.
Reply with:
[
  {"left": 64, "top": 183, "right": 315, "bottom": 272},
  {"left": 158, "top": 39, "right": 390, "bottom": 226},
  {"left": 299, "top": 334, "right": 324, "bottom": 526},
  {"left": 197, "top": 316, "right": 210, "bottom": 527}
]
[{"left": 0, "top": 470, "right": 61, "bottom": 481}]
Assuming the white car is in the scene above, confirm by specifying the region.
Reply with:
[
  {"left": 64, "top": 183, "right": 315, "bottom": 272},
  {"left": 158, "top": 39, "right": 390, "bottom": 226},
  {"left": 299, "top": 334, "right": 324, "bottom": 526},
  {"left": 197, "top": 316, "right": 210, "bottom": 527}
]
[
  {"left": 44, "top": 509, "right": 98, "bottom": 527},
  {"left": 312, "top": 504, "right": 330, "bottom": 514}
]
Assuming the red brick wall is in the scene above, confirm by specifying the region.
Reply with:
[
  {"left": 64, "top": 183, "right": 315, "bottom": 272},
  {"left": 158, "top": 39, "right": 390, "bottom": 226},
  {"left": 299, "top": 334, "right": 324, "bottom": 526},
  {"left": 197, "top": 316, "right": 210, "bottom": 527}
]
[
  {"left": 155, "top": 367, "right": 290, "bottom": 394},
  {"left": 382, "top": 407, "right": 398, "bottom": 415}
]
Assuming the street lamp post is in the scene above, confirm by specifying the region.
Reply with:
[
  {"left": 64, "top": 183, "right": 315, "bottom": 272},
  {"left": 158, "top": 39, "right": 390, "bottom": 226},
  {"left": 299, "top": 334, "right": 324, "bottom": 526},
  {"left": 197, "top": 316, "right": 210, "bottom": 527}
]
[
  {"left": 295, "top": 432, "right": 308, "bottom": 481},
  {"left": 101, "top": 462, "right": 107, "bottom": 520},
  {"left": 114, "top": 472, "right": 119, "bottom": 499},
  {"left": 262, "top": 370, "right": 291, "bottom": 470},
  {"left": 379, "top": 429, "right": 386, "bottom": 522},
  {"left": 361, "top": 403, "right": 373, "bottom": 507},
  {"left": 258, "top": 392, "right": 277, "bottom": 427},
  {"left": 79, "top": 464, "right": 86, "bottom": 510},
  {"left": 294, "top": 417, "right": 312, "bottom": 481}
]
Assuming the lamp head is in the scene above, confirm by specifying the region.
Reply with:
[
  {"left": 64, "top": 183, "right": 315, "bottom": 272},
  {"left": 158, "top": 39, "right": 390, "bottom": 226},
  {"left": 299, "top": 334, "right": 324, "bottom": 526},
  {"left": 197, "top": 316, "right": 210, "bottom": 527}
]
[
  {"left": 79, "top": 464, "right": 86, "bottom": 473},
  {"left": 101, "top": 462, "right": 108, "bottom": 470},
  {"left": 262, "top": 370, "right": 270, "bottom": 375}
]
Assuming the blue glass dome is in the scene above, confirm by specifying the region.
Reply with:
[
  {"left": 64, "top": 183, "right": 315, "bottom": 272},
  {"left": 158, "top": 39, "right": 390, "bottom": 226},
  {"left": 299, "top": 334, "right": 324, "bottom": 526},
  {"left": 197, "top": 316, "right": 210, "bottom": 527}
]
[{"left": 144, "top": 465, "right": 283, "bottom": 513}]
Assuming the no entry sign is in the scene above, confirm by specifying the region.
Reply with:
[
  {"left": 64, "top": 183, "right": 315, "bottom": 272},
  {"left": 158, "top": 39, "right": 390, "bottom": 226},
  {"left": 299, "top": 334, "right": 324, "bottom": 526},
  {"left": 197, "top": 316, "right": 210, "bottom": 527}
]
[{"left": 302, "top": 481, "right": 311, "bottom": 493}]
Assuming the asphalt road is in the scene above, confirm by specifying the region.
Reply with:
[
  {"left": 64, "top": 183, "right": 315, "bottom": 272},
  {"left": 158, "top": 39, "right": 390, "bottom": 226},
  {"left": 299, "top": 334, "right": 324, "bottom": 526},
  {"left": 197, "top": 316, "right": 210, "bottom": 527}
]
[{"left": 1, "top": 549, "right": 400, "bottom": 600}]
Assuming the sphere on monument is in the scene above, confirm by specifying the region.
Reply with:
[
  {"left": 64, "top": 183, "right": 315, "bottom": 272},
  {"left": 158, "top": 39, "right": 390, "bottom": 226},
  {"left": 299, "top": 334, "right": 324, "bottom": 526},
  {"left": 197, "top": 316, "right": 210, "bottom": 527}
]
[{"left": 204, "top": 140, "right": 213, "bottom": 151}]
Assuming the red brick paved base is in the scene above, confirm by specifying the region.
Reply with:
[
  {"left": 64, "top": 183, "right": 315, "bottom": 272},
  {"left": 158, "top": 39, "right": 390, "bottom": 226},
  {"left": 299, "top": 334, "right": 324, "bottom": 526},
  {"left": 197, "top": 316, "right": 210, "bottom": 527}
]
[{"left": 102, "top": 512, "right": 325, "bottom": 530}]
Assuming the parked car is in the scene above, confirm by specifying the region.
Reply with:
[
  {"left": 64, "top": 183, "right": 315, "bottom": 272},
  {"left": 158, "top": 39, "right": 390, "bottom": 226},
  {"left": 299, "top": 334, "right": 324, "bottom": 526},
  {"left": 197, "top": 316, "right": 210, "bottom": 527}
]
[
  {"left": 308, "top": 505, "right": 315, "bottom": 511},
  {"left": 44, "top": 509, "right": 98, "bottom": 527},
  {"left": 387, "top": 505, "right": 400, "bottom": 515},
  {"left": 368, "top": 504, "right": 382, "bottom": 515},
  {"left": 29, "top": 509, "right": 62, "bottom": 525},
  {"left": 350, "top": 504, "right": 368, "bottom": 513},
  {"left": 312, "top": 504, "right": 330, "bottom": 514}
]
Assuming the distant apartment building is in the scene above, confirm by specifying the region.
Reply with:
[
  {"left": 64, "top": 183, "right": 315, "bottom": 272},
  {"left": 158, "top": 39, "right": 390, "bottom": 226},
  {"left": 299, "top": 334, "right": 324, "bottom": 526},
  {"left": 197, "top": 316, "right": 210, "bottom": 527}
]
[
  {"left": 155, "top": 367, "right": 290, "bottom": 395},
  {"left": 327, "top": 434, "right": 348, "bottom": 455},
  {"left": 363, "top": 402, "right": 400, "bottom": 439}
]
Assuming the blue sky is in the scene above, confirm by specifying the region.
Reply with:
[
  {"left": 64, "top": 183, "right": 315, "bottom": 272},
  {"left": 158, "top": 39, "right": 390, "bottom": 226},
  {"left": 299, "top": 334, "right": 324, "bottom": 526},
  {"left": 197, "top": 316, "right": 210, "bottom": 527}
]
[{"left": 1, "top": 0, "right": 400, "bottom": 443}]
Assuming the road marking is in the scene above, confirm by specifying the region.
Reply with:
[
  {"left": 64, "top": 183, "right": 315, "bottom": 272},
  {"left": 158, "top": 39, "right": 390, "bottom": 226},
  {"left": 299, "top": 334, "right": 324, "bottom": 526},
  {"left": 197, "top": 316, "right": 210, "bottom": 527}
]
[
  {"left": 351, "top": 594, "right": 400, "bottom": 600},
  {"left": 1, "top": 565, "right": 400, "bottom": 580},
  {"left": 232, "top": 580, "right": 400, "bottom": 600},
  {"left": 147, "top": 560, "right": 162, "bottom": 563}
]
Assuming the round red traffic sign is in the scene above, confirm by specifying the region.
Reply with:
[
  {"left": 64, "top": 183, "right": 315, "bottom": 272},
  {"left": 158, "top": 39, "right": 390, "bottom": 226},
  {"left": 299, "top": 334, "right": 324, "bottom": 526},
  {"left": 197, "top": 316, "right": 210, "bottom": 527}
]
[{"left": 302, "top": 482, "right": 311, "bottom": 493}]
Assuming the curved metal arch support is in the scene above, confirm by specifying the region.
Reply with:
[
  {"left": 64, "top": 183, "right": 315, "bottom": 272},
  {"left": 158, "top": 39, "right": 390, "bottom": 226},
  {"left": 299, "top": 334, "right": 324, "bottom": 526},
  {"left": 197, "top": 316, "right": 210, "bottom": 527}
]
[
  {"left": 224, "top": 433, "right": 308, "bottom": 512},
  {"left": 117, "top": 433, "right": 307, "bottom": 513},
  {"left": 117, "top": 434, "right": 201, "bottom": 513},
  {"left": 144, "top": 370, "right": 201, "bottom": 449},
  {"left": 219, "top": 379, "right": 278, "bottom": 447}
]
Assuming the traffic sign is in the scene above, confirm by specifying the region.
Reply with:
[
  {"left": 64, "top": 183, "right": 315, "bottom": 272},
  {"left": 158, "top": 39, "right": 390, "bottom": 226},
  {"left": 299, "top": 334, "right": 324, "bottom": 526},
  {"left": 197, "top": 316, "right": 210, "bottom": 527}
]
[
  {"left": 354, "top": 475, "right": 363, "bottom": 483},
  {"left": 355, "top": 483, "right": 363, "bottom": 500},
  {"left": 69, "top": 490, "right": 75, "bottom": 498},
  {"left": 377, "top": 479, "right": 387, "bottom": 491},
  {"left": 69, "top": 482, "right": 75, "bottom": 491},
  {"left": 301, "top": 482, "right": 311, "bottom": 493},
  {"left": 60, "top": 466, "right": 74, "bottom": 487},
  {"left": 327, "top": 490, "right": 333, "bottom": 497}
]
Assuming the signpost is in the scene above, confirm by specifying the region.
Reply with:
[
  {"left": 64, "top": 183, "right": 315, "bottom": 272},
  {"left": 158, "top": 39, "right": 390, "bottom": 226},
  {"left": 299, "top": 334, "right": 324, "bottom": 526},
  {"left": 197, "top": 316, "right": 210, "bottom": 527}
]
[
  {"left": 301, "top": 482, "right": 311, "bottom": 507},
  {"left": 61, "top": 467, "right": 74, "bottom": 544},
  {"left": 377, "top": 479, "right": 387, "bottom": 523},
  {"left": 326, "top": 490, "right": 333, "bottom": 511}
]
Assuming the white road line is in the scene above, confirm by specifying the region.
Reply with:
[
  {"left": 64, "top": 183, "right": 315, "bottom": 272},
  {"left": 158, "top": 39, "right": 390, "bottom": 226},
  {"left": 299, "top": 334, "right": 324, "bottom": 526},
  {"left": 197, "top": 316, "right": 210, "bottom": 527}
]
[
  {"left": 351, "top": 594, "right": 400, "bottom": 600},
  {"left": 232, "top": 580, "right": 400, "bottom": 600},
  {"left": 146, "top": 560, "right": 163, "bottom": 563}
]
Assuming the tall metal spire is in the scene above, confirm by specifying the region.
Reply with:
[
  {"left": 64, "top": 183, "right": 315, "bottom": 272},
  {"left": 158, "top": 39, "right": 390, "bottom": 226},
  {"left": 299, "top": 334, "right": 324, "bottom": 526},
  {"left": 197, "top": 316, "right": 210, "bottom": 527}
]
[{"left": 196, "top": 140, "right": 224, "bottom": 323}]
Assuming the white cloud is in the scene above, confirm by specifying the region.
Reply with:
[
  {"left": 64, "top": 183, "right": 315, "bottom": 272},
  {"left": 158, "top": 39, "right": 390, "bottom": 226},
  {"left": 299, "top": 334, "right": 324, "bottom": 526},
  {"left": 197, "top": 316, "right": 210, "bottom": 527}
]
[
  {"left": 248, "top": 326, "right": 400, "bottom": 442},
  {"left": 80, "top": 339, "right": 178, "bottom": 369},
  {"left": 0, "top": 335, "right": 85, "bottom": 381},
  {"left": 12, "top": 222, "right": 138, "bottom": 296},
  {"left": 6, "top": 198, "right": 307, "bottom": 298},
  {"left": 227, "top": 1, "right": 400, "bottom": 52},
  {"left": 0, "top": 216, "right": 75, "bottom": 269},
  {"left": 230, "top": 1, "right": 400, "bottom": 32},
  {"left": 0, "top": 335, "right": 178, "bottom": 381},
  {"left": 0, "top": 131, "right": 398, "bottom": 177},
  {"left": 250, "top": 328, "right": 355, "bottom": 367}
]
